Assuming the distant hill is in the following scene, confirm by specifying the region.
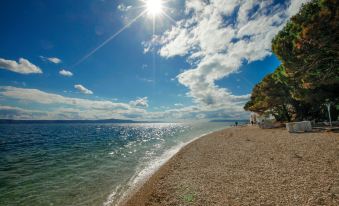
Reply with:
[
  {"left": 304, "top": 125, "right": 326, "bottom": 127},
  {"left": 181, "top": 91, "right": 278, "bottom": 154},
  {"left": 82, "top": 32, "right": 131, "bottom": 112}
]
[
  {"left": 209, "top": 119, "right": 248, "bottom": 123},
  {"left": 0, "top": 118, "right": 154, "bottom": 124}
]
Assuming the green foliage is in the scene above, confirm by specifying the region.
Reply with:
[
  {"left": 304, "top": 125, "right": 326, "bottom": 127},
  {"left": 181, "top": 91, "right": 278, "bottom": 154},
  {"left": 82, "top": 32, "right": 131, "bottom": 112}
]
[
  {"left": 244, "top": 66, "right": 294, "bottom": 121},
  {"left": 272, "top": 0, "right": 339, "bottom": 88},
  {"left": 245, "top": 0, "right": 339, "bottom": 122}
]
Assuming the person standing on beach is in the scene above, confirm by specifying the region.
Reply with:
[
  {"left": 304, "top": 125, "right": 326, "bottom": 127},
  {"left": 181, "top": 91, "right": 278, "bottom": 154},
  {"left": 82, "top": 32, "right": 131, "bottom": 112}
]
[{"left": 235, "top": 121, "right": 238, "bottom": 126}]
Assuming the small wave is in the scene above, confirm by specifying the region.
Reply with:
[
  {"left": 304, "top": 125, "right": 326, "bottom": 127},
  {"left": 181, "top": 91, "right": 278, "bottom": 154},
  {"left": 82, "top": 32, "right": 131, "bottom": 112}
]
[
  {"left": 103, "top": 130, "right": 218, "bottom": 206},
  {"left": 103, "top": 185, "right": 122, "bottom": 206}
]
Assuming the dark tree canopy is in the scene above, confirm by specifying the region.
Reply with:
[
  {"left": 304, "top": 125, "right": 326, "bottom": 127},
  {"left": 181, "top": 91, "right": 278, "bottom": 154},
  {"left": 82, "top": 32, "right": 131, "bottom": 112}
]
[
  {"left": 244, "top": 66, "right": 294, "bottom": 121},
  {"left": 272, "top": 0, "right": 339, "bottom": 88},
  {"left": 245, "top": 0, "right": 339, "bottom": 122}
]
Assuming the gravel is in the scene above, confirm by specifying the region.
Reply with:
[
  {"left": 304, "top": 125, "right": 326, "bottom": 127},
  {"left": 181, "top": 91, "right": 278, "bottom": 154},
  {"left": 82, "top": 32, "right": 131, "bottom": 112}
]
[{"left": 123, "top": 126, "right": 339, "bottom": 206}]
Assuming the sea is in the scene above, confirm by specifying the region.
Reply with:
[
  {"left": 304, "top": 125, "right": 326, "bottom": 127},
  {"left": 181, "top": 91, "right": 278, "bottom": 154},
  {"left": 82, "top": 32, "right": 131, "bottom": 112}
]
[{"left": 0, "top": 122, "right": 232, "bottom": 206}]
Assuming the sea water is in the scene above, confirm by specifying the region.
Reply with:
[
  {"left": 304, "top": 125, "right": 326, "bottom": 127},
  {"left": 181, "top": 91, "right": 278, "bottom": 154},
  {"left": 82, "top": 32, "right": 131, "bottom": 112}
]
[{"left": 0, "top": 122, "right": 231, "bottom": 206}]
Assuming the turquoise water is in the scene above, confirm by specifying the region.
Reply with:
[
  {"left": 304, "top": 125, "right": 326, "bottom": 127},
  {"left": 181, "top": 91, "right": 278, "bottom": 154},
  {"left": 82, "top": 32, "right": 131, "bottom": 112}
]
[{"left": 0, "top": 122, "right": 230, "bottom": 206}]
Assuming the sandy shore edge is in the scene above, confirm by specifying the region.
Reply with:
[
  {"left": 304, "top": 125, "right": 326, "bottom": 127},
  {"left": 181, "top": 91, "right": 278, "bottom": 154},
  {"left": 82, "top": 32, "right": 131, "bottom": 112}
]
[{"left": 115, "top": 127, "right": 232, "bottom": 205}]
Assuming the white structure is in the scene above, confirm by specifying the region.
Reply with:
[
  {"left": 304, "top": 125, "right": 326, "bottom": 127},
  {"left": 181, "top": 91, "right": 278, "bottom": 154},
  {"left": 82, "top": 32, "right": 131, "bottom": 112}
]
[
  {"left": 250, "top": 113, "right": 276, "bottom": 128},
  {"left": 250, "top": 112, "right": 258, "bottom": 124},
  {"left": 286, "top": 121, "right": 312, "bottom": 133},
  {"left": 325, "top": 103, "right": 332, "bottom": 127}
]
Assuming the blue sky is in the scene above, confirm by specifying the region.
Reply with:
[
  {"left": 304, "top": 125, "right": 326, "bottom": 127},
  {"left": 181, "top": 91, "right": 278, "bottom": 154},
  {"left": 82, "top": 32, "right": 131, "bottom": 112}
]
[{"left": 0, "top": 0, "right": 309, "bottom": 121}]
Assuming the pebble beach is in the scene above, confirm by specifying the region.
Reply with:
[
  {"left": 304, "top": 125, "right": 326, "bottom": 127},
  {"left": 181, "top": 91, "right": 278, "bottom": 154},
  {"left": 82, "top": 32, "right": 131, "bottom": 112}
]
[{"left": 122, "top": 126, "right": 339, "bottom": 205}]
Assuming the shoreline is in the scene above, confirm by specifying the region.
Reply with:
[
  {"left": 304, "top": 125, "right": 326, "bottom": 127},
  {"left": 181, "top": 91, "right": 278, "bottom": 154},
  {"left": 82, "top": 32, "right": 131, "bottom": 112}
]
[
  {"left": 112, "top": 126, "right": 232, "bottom": 206},
  {"left": 117, "top": 126, "right": 240, "bottom": 205},
  {"left": 121, "top": 126, "right": 339, "bottom": 205}
]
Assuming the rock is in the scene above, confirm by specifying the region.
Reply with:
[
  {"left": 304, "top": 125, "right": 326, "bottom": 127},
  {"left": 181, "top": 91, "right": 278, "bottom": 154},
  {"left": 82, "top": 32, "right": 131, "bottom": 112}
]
[{"left": 330, "top": 186, "right": 339, "bottom": 194}]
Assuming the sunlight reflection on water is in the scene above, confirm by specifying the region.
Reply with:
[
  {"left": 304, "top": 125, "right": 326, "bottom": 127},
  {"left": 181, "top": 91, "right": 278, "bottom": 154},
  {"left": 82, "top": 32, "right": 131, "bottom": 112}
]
[{"left": 0, "top": 122, "right": 231, "bottom": 206}]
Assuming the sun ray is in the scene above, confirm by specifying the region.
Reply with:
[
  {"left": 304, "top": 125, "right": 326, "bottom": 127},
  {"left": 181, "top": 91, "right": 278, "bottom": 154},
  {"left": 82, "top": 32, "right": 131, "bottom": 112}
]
[
  {"left": 152, "top": 2, "right": 157, "bottom": 89},
  {"left": 71, "top": 0, "right": 175, "bottom": 68},
  {"left": 160, "top": 10, "right": 177, "bottom": 24},
  {"left": 71, "top": 10, "right": 147, "bottom": 68}
]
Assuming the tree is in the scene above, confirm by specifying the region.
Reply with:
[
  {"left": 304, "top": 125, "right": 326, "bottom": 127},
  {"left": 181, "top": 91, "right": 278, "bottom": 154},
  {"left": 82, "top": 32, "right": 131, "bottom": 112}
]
[
  {"left": 272, "top": 0, "right": 339, "bottom": 101},
  {"left": 244, "top": 66, "right": 294, "bottom": 122},
  {"left": 245, "top": 0, "right": 339, "bottom": 122}
]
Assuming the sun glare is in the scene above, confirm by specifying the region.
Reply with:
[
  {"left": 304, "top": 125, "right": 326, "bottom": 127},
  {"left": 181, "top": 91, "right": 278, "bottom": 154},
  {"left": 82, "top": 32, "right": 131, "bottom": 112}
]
[
  {"left": 145, "top": 0, "right": 163, "bottom": 16},
  {"left": 73, "top": 0, "right": 173, "bottom": 66}
]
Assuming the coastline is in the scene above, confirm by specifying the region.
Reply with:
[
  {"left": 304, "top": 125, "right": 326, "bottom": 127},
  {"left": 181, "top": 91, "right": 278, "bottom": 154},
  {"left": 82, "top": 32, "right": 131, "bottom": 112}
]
[
  {"left": 112, "top": 127, "right": 230, "bottom": 206},
  {"left": 121, "top": 126, "right": 339, "bottom": 205}
]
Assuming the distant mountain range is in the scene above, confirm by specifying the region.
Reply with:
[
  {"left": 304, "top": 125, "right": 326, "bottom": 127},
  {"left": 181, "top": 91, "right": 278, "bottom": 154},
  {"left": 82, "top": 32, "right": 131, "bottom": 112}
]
[
  {"left": 209, "top": 119, "right": 248, "bottom": 123},
  {"left": 0, "top": 118, "right": 152, "bottom": 124}
]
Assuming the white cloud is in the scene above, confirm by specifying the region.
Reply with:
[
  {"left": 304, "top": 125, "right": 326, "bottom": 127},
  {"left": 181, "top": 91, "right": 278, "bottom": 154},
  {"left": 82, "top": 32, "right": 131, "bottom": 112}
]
[
  {"left": 40, "top": 56, "right": 62, "bottom": 64},
  {"left": 144, "top": 0, "right": 309, "bottom": 111},
  {"left": 117, "top": 4, "right": 132, "bottom": 12},
  {"left": 0, "top": 58, "right": 42, "bottom": 74},
  {"left": 1, "top": 86, "right": 99, "bottom": 108},
  {"left": 158, "top": 27, "right": 195, "bottom": 58},
  {"left": 47, "top": 57, "right": 61, "bottom": 64},
  {"left": 74, "top": 84, "right": 93, "bottom": 95},
  {"left": 129, "top": 97, "right": 149, "bottom": 108},
  {"left": 59, "top": 69, "right": 73, "bottom": 77},
  {"left": 0, "top": 86, "right": 250, "bottom": 120},
  {"left": 0, "top": 87, "right": 148, "bottom": 120},
  {"left": 0, "top": 105, "right": 40, "bottom": 119},
  {"left": 287, "top": 0, "right": 311, "bottom": 17},
  {"left": 146, "top": 103, "right": 247, "bottom": 121}
]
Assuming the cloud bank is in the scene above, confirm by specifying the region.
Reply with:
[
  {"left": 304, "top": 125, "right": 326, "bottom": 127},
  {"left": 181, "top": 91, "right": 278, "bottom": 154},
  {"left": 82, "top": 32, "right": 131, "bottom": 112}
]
[
  {"left": 0, "top": 86, "right": 146, "bottom": 120},
  {"left": 0, "top": 86, "right": 243, "bottom": 120}
]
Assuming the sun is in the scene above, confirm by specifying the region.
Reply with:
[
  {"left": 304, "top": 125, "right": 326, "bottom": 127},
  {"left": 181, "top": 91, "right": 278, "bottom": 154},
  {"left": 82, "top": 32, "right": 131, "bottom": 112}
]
[{"left": 145, "top": 0, "right": 163, "bottom": 16}]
